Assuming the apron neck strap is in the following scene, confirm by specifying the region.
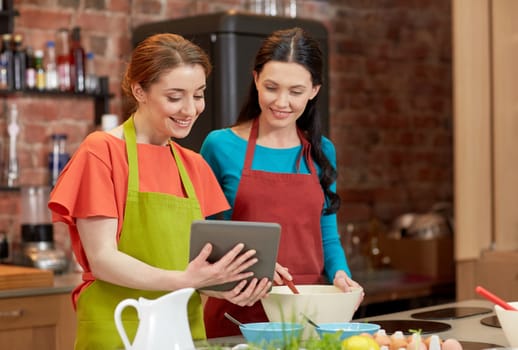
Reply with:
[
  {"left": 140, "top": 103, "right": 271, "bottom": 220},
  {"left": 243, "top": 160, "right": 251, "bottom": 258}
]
[
  {"left": 168, "top": 141, "right": 197, "bottom": 199},
  {"left": 243, "top": 118, "right": 259, "bottom": 170},
  {"left": 122, "top": 116, "right": 198, "bottom": 199},
  {"left": 123, "top": 116, "right": 139, "bottom": 192}
]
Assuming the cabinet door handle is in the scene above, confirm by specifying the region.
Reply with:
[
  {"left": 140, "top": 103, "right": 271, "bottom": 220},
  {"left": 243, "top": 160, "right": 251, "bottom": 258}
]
[{"left": 0, "top": 309, "right": 24, "bottom": 318}]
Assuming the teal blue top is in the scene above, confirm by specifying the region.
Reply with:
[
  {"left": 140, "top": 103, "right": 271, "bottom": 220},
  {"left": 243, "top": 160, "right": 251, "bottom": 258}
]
[{"left": 200, "top": 128, "right": 352, "bottom": 281}]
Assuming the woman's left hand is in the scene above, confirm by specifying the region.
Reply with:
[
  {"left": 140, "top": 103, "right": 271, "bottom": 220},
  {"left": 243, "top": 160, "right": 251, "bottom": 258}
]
[
  {"left": 202, "top": 277, "right": 271, "bottom": 307},
  {"left": 333, "top": 270, "right": 364, "bottom": 310},
  {"left": 273, "top": 262, "right": 292, "bottom": 285}
]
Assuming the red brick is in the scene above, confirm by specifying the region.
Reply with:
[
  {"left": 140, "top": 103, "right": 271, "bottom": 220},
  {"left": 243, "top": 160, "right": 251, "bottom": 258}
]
[
  {"left": 109, "top": 0, "right": 130, "bottom": 12},
  {"left": 1, "top": 0, "right": 453, "bottom": 255},
  {"left": 75, "top": 13, "right": 128, "bottom": 34},
  {"left": 133, "top": 0, "right": 164, "bottom": 15},
  {"left": 17, "top": 8, "right": 73, "bottom": 30}
]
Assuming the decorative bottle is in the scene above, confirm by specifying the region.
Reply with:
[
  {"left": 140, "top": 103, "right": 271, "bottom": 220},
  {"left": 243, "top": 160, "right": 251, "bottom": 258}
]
[
  {"left": 0, "top": 33, "right": 14, "bottom": 91},
  {"left": 70, "top": 27, "right": 86, "bottom": 93},
  {"left": 85, "top": 52, "right": 99, "bottom": 94},
  {"left": 25, "top": 46, "right": 36, "bottom": 90},
  {"left": 12, "top": 34, "right": 26, "bottom": 91},
  {"left": 45, "top": 41, "right": 58, "bottom": 91},
  {"left": 4, "top": 103, "right": 20, "bottom": 188},
  {"left": 34, "top": 49, "right": 45, "bottom": 91},
  {"left": 56, "top": 28, "right": 71, "bottom": 92}
]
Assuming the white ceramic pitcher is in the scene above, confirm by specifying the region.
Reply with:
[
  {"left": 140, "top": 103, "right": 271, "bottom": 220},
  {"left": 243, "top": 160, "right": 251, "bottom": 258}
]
[{"left": 114, "top": 287, "right": 196, "bottom": 350}]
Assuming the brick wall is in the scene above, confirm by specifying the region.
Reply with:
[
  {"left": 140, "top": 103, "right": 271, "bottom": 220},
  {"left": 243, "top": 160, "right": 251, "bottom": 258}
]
[{"left": 1, "top": 0, "right": 452, "bottom": 264}]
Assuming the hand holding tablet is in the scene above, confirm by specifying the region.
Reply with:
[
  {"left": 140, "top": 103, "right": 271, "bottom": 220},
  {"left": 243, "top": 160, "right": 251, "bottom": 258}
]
[{"left": 189, "top": 220, "right": 281, "bottom": 291}]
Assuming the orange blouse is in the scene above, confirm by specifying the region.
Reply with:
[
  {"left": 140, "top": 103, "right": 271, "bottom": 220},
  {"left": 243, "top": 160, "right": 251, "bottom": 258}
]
[{"left": 48, "top": 131, "right": 230, "bottom": 304}]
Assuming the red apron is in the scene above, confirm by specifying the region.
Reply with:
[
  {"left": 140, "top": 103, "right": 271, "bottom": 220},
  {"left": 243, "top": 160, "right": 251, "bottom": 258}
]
[{"left": 204, "top": 118, "right": 325, "bottom": 338}]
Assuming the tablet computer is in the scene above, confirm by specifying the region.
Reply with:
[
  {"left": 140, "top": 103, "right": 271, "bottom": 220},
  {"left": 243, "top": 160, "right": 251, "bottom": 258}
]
[{"left": 189, "top": 219, "right": 281, "bottom": 291}]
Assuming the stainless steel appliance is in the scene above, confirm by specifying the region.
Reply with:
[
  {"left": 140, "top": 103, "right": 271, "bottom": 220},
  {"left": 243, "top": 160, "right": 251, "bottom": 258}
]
[{"left": 18, "top": 186, "right": 68, "bottom": 273}]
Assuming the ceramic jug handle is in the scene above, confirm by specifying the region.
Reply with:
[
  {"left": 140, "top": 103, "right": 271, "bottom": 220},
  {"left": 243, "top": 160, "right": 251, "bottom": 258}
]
[{"left": 114, "top": 298, "right": 139, "bottom": 350}]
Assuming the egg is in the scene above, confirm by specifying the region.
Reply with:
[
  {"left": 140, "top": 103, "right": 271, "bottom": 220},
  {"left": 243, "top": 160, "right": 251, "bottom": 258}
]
[
  {"left": 375, "top": 329, "right": 391, "bottom": 347},
  {"left": 390, "top": 331, "right": 408, "bottom": 350},
  {"left": 406, "top": 333, "right": 426, "bottom": 350},
  {"left": 425, "top": 335, "right": 443, "bottom": 350},
  {"left": 442, "top": 338, "right": 463, "bottom": 350},
  {"left": 391, "top": 331, "right": 406, "bottom": 341}
]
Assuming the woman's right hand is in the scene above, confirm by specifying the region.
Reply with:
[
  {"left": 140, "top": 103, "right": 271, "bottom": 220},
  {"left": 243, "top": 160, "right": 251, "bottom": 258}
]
[{"left": 185, "top": 242, "right": 258, "bottom": 290}]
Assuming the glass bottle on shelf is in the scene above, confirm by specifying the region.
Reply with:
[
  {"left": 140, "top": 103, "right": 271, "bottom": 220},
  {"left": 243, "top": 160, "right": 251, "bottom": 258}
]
[
  {"left": 25, "top": 46, "right": 36, "bottom": 90},
  {"left": 4, "top": 103, "right": 19, "bottom": 188},
  {"left": 85, "top": 52, "right": 99, "bottom": 94},
  {"left": 34, "top": 49, "right": 45, "bottom": 91},
  {"left": 0, "top": 33, "right": 14, "bottom": 91},
  {"left": 56, "top": 28, "right": 71, "bottom": 92},
  {"left": 70, "top": 26, "right": 86, "bottom": 93},
  {"left": 45, "top": 40, "right": 58, "bottom": 91},
  {"left": 12, "top": 34, "right": 26, "bottom": 91}
]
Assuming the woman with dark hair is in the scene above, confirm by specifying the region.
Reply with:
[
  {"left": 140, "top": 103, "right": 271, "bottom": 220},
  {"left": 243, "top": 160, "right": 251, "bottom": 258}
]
[
  {"left": 48, "top": 33, "right": 270, "bottom": 349},
  {"left": 201, "top": 27, "right": 363, "bottom": 338}
]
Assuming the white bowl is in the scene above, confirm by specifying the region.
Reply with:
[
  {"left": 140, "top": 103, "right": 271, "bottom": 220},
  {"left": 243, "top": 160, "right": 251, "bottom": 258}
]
[
  {"left": 261, "top": 285, "right": 363, "bottom": 325},
  {"left": 494, "top": 301, "right": 518, "bottom": 347}
]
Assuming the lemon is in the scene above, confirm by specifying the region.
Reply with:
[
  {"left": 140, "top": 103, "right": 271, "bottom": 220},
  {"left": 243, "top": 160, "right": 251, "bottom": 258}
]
[{"left": 341, "top": 335, "right": 380, "bottom": 350}]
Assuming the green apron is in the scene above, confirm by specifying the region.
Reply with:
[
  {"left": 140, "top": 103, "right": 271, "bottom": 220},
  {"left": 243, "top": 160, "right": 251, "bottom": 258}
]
[{"left": 74, "top": 117, "right": 205, "bottom": 350}]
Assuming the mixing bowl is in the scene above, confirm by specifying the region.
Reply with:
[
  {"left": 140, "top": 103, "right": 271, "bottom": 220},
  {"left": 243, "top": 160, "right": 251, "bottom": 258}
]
[
  {"left": 315, "top": 322, "right": 380, "bottom": 340},
  {"left": 494, "top": 301, "right": 518, "bottom": 347},
  {"left": 261, "top": 285, "right": 363, "bottom": 324},
  {"left": 239, "top": 322, "right": 304, "bottom": 347}
]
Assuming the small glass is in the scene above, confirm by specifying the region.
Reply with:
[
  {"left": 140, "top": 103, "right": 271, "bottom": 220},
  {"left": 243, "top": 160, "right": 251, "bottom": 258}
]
[
  {"left": 283, "top": 0, "right": 297, "bottom": 17},
  {"left": 263, "top": 0, "right": 280, "bottom": 16},
  {"left": 244, "top": 0, "right": 264, "bottom": 14}
]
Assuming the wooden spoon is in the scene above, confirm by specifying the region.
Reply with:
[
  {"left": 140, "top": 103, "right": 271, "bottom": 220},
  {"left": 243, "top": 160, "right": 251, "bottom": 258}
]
[
  {"left": 282, "top": 277, "right": 300, "bottom": 294},
  {"left": 475, "top": 286, "right": 517, "bottom": 311}
]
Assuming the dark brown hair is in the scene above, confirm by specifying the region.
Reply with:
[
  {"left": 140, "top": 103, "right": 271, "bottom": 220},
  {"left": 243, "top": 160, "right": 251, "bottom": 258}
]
[{"left": 121, "top": 33, "right": 212, "bottom": 117}]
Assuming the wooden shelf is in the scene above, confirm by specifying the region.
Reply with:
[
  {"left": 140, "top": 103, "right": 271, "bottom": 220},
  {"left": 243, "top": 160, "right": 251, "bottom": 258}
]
[{"left": 0, "top": 89, "right": 114, "bottom": 125}]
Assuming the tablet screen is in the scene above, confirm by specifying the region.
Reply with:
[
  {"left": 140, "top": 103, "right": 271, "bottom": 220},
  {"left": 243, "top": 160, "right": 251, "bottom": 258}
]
[{"left": 189, "top": 220, "right": 281, "bottom": 291}]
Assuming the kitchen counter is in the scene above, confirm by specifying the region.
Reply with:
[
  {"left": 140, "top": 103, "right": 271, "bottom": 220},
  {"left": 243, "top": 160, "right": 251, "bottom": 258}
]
[
  {"left": 357, "top": 299, "right": 508, "bottom": 347},
  {"left": 0, "top": 268, "right": 453, "bottom": 304},
  {"left": 205, "top": 299, "right": 509, "bottom": 348},
  {"left": 0, "top": 271, "right": 81, "bottom": 299},
  {"left": 0, "top": 270, "right": 507, "bottom": 348}
]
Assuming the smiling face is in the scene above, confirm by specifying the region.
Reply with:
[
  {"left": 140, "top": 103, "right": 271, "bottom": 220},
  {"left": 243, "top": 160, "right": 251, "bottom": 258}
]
[
  {"left": 254, "top": 61, "right": 320, "bottom": 130},
  {"left": 132, "top": 63, "right": 207, "bottom": 144}
]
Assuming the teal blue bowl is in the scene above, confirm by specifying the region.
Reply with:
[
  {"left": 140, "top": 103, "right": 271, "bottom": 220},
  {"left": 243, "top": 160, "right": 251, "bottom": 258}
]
[
  {"left": 239, "top": 322, "right": 304, "bottom": 346},
  {"left": 315, "top": 322, "right": 380, "bottom": 340}
]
